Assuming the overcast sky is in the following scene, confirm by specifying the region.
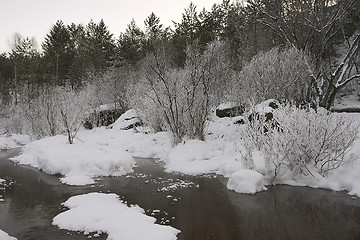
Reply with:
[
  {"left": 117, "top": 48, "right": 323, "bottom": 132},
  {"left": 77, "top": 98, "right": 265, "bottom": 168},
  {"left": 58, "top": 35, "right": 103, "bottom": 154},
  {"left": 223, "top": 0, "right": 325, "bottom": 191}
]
[{"left": 0, "top": 0, "right": 224, "bottom": 53}]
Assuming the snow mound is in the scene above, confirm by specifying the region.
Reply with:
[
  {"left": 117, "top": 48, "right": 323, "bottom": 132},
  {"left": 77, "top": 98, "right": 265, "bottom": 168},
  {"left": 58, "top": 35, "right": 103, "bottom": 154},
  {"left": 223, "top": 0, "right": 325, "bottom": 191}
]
[
  {"left": 11, "top": 135, "right": 135, "bottom": 185},
  {"left": 0, "top": 134, "right": 31, "bottom": 150},
  {"left": 0, "top": 229, "right": 17, "bottom": 240},
  {"left": 165, "top": 140, "right": 221, "bottom": 175},
  {"left": 77, "top": 128, "right": 171, "bottom": 159},
  {"left": 227, "top": 169, "right": 267, "bottom": 194},
  {"left": 52, "top": 192, "right": 180, "bottom": 240}
]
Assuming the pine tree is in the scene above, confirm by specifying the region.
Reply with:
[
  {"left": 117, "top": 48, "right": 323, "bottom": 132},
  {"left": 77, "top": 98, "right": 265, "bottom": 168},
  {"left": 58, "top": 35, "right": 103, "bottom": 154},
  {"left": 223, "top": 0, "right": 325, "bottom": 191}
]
[
  {"left": 117, "top": 19, "right": 145, "bottom": 65},
  {"left": 42, "top": 20, "right": 74, "bottom": 86},
  {"left": 85, "top": 19, "right": 116, "bottom": 73}
]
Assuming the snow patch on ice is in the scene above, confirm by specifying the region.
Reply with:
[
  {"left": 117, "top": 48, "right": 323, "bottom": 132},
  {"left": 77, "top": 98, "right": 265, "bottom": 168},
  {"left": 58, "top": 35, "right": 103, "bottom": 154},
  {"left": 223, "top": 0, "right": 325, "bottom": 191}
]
[
  {"left": 0, "top": 229, "right": 17, "bottom": 240},
  {"left": 52, "top": 192, "right": 180, "bottom": 240}
]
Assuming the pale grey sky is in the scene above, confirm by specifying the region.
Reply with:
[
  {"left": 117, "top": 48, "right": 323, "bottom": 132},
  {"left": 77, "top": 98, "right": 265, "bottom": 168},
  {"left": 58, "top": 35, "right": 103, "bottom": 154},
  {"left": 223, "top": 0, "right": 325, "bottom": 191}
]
[{"left": 0, "top": 0, "right": 224, "bottom": 53}]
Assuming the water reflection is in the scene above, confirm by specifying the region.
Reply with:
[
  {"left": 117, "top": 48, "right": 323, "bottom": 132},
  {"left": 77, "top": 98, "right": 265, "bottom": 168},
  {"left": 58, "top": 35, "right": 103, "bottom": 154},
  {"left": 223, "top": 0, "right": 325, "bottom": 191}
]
[{"left": 1, "top": 150, "right": 360, "bottom": 240}]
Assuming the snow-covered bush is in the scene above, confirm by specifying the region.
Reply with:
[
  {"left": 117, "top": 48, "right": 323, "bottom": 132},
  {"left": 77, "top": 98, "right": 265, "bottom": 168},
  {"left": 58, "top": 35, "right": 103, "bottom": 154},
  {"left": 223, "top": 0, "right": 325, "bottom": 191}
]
[
  {"left": 241, "top": 104, "right": 359, "bottom": 181},
  {"left": 233, "top": 47, "right": 312, "bottom": 105},
  {"left": 0, "top": 104, "right": 24, "bottom": 135}
]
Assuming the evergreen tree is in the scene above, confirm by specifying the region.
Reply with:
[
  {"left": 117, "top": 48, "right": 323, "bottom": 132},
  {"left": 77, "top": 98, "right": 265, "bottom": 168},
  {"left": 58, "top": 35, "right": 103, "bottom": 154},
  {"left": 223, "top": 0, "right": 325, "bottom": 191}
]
[
  {"left": 85, "top": 19, "right": 116, "bottom": 73},
  {"left": 0, "top": 54, "right": 14, "bottom": 104},
  {"left": 67, "top": 23, "right": 88, "bottom": 87},
  {"left": 144, "top": 12, "right": 169, "bottom": 53},
  {"left": 42, "top": 20, "right": 74, "bottom": 86},
  {"left": 117, "top": 19, "right": 145, "bottom": 65},
  {"left": 9, "top": 34, "right": 41, "bottom": 103}
]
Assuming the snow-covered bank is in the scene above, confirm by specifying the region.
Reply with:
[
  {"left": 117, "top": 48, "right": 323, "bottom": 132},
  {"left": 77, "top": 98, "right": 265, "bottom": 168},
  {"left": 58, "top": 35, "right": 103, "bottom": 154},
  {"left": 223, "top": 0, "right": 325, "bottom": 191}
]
[
  {"left": 0, "top": 229, "right": 17, "bottom": 240},
  {"left": 164, "top": 112, "right": 360, "bottom": 196},
  {"left": 12, "top": 135, "right": 135, "bottom": 185},
  {"left": 10, "top": 123, "right": 171, "bottom": 185},
  {"left": 0, "top": 134, "right": 31, "bottom": 151},
  {"left": 52, "top": 192, "right": 180, "bottom": 240},
  {"left": 9, "top": 108, "right": 360, "bottom": 196}
]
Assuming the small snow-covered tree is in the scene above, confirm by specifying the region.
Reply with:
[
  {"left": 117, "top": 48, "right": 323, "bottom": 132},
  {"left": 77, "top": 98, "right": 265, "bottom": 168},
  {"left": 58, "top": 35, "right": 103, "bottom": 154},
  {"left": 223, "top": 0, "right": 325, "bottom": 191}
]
[
  {"left": 182, "top": 41, "right": 232, "bottom": 140},
  {"left": 234, "top": 46, "right": 313, "bottom": 105},
  {"left": 132, "top": 48, "right": 186, "bottom": 144},
  {"left": 56, "top": 87, "right": 89, "bottom": 144}
]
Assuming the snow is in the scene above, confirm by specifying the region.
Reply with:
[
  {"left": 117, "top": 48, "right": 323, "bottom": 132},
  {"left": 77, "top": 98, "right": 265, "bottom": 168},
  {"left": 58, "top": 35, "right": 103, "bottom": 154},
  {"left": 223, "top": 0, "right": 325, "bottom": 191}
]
[
  {"left": 165, "top": 140, "right": 222, "bottom": 175},
  {"left": 52, "top": 192, "right": 180, "bottom": 240},
  {"left": 98, "top": 103, "right": 117, "bottom": 112},
  {"left": 217, "top": 102, "right": 239, "bottom": 110},
  {"left": 11, "top": 135, "right": 135, "bottom": 186},
  {"left": 109, "top": 109, "right": 141, "bottom": 130},
  {"left": 227, "top": 169, "right": 267, "bottom": 194},
  {"left": 76, "top": 127, "right": 171, "bottom": 159},
  {"left": 0, "top": 134, "right": 31, "bottom": 151},
  {"left": 0, "top": 229, "right": 17, "bottom": 240},
  {"left": 253, "top": 99, "right": 279, "bottom": 114},
  {"left": 332, "top": 92, "right": 360, "bottom": 111}
]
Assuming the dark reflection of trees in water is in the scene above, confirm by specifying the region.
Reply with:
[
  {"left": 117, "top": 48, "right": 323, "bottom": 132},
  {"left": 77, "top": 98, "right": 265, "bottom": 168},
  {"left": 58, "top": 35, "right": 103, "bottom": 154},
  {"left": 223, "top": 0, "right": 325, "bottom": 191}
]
[{"left": 227, "top": 185, "right": 360, "bottom": 240}]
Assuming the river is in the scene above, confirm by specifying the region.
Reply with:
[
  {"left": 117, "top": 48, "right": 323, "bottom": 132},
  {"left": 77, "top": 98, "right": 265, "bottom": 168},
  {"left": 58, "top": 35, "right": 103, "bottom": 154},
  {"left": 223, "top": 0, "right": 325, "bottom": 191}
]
[{"left": 1, "top": 149, "right": 360, "bottom": 240}]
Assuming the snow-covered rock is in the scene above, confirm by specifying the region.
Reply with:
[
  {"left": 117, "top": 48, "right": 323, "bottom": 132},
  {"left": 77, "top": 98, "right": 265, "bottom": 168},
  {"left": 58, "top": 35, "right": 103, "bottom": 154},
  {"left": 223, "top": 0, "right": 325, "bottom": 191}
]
[
  {"left": 84, "top": 104, "right": 124, "bottom": 129},
  {"left": 216, "top": 102, "right": 245, "bottom": 118},
  {"left": 227, "top": 169, "right": 267, "bottom": 194},
  {"left": 52, "top": 192, "right": 180, "bottom": 240},
  {"left": 109, "top": 109, "right": 142, "bottom": 130}
]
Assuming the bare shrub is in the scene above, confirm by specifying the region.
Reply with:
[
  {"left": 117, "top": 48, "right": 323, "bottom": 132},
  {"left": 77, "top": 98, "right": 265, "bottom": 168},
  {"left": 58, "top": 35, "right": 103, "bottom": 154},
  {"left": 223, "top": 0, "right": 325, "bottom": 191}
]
[
  {"left": 56, "top": 87, "right": 90, "bottom": 144},
  {"left": 241, "top": 104, "right": 358, "bottom": 181},
  {"left": 129, "top": 41, "right": 231, "bottom": 144}
]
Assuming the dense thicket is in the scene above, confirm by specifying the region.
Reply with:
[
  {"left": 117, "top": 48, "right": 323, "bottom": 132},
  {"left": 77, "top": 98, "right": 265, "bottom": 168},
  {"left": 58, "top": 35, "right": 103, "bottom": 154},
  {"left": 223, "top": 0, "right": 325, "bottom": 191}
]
[{"left": 0, "top": 0, "right": 359, "bottom": 143}]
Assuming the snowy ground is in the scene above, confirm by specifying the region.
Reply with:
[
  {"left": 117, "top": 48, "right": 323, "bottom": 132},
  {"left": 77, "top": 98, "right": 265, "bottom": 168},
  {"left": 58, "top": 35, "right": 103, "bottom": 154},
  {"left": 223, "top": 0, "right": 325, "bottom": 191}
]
[
  {"left": 53, "top": 192, "right": 179, "bottom": 240},
  {"left": 332, "top": 90, "right": 360, "bottom": 111}
]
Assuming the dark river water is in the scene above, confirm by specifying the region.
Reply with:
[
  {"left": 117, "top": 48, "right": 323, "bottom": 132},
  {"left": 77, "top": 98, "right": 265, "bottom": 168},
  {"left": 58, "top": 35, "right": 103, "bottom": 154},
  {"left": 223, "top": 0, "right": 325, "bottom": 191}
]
[{"left": 1, "top": 148, "right": 360, "bottom": 240}]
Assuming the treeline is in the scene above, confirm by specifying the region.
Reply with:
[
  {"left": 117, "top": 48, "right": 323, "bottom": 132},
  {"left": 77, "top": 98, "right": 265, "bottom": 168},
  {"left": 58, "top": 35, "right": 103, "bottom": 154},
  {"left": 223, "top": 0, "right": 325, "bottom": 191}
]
[{"left": 0, "top": 0, "right": 359, "bottom": 143}]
